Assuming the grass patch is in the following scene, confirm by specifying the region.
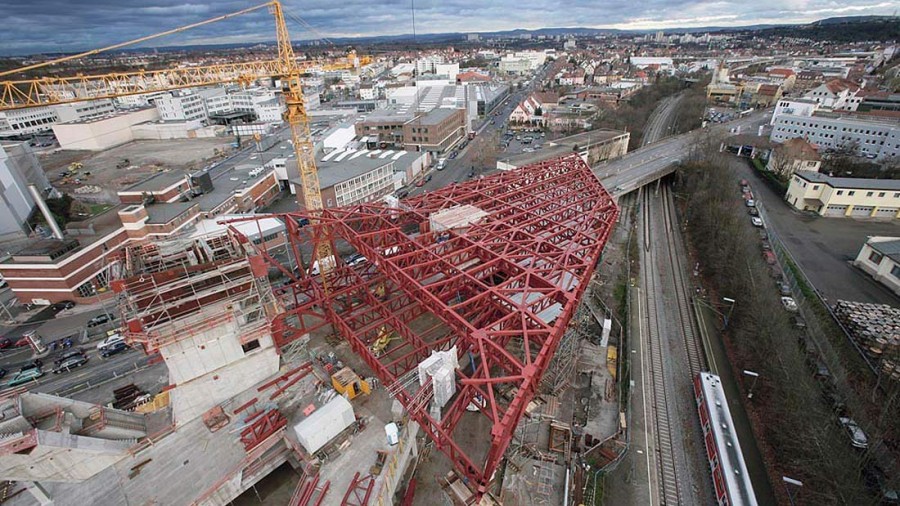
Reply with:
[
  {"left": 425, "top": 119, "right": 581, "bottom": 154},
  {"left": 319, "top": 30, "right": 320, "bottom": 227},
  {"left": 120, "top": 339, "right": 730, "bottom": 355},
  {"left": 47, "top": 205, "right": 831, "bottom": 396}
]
[{"left": 89, "top": 204, "right": 113, "bottom": 215}]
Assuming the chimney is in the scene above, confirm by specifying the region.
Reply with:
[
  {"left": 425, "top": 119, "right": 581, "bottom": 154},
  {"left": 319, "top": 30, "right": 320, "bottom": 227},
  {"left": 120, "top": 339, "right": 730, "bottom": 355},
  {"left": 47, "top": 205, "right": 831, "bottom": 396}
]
[{"left": 28, "top": 184, "right": 64, "bottom": 240}]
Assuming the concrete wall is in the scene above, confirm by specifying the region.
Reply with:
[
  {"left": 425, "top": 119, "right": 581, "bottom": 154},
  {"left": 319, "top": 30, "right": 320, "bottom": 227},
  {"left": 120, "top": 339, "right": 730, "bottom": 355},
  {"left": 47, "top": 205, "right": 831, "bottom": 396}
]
[
  {"left": 52, "top": 108, "right": 160, "bottom": 151},
  {"left": 131, "top": 122, "right": 223, "bottom": 140},
  {"left": 168, "top": 347, "right": 279, "bottom": 424},
  {"left": 854, "top": 240, "right": 900, "bottom": 295}
]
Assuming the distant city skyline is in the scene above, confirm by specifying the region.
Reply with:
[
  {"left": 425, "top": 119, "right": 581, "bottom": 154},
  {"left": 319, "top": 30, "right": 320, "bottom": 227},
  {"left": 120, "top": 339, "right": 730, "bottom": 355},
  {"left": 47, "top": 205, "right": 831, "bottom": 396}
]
[{"left": 0, "top": 0, "right": 897, "bottom": 55}]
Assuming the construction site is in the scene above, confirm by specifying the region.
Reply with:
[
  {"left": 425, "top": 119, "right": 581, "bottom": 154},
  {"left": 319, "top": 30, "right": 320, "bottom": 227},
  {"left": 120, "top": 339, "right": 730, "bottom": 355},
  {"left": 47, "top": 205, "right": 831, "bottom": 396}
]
[
  {"left": 0, "top": 151, "right": 621, "bottom": 505},
  {"left": 0, "top": 2, "right": 623, "bottom": 504}
]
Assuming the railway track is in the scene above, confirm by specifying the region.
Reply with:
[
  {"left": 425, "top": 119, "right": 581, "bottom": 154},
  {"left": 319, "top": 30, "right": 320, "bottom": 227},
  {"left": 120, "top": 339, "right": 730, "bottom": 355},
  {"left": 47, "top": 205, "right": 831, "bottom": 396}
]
[
  {"left": 640, "top": 186, "right": 683, "bottom": 506},
  {"left": 639, "top": 181, "right": 708, "bottom": 505},
  {"left": 659, "top": 183, "right": 705, "bottom": 375}
]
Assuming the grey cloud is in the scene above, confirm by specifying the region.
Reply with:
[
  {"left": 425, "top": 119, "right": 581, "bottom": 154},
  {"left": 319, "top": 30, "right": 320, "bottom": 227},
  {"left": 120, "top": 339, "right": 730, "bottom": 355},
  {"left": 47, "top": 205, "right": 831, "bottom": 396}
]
[{"left": 0, "top": 0, "right": 894, "bottom": 55}]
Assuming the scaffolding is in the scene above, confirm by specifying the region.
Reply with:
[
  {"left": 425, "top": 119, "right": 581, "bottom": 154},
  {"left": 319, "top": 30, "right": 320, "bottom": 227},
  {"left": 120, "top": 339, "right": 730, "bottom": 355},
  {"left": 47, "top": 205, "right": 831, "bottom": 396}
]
[{"left": 112, "top": 234, "right": 281, "bottom": 353}]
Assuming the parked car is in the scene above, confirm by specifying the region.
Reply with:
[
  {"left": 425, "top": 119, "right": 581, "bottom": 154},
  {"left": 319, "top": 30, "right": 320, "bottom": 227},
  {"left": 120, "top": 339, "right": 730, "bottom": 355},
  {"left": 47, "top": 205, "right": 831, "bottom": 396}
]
[
  {"left": 791, "top": 315, "right": 807, "bottom": 329},
  {"left": 751, "top": 217, "right": 764, "bottom": 227},
  {"left": 396, "top": 189, "right": 409, "bottom": 199},
  {"left": 748, "top": 207, "right": 759, "bottom": 216},
  {"left": 424, "top": 174, "right": 432, "bottom": 183},
  {"left": 777, "top": 282, "right": 791, "bottom": 296},
  {"left": 53, "top": 352, "right": 89, "bottom": 374},
  {"left": 97, "top": 333, "right": 125, "bottom": 352},
  {"left": 415, "top": 178, "right": 425, "bottom": 187},
  {"left": 0, "top": 338, "right": 11, "bottom": 350},
  {"left": 758, "top": 230, "right": 768, "bottom": 240},
  {"left": 14, "top": 336, "right": 31, "bottom": 347},
  {"left": 741, "top": 185, "right": 751, "bottom": 194},
  {"left": 745, "top": 199, "right": 756, "bottom": 207},
  {"left": 87, "top": 313, "right": 112, "bottom": 328},
  {"left": 101, "top": 341, "right": 129, "bottom": 358},
  {"left": 0, "top": 368, "right": 6, "bottom": 379},
  {"left": 761, "top": 241, "right": 772, "bottom": 251},
  {"left": 781, "top": 296, "right": 799, "bottom": 312},
  {"left": 51, "top": 300, "right": 76, "bottom": 311},
  {"left": 839, "top": 417, "right": 869, "bottom": 449},
  {"left": 7, "top": 365, "right": 44, "bottom": 387},
  {"left": 739, "top": 179, "right": 749, "bottom": 187},
  {"left": 763, "top": 251, "right": 777, "bottom": 264}
]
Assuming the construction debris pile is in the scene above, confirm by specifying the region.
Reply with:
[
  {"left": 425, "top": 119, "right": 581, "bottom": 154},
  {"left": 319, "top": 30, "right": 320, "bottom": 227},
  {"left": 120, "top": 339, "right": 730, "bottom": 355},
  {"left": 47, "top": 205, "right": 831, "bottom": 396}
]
[{"left": 834, "top": 300, "right": 900, "bottom": 382}]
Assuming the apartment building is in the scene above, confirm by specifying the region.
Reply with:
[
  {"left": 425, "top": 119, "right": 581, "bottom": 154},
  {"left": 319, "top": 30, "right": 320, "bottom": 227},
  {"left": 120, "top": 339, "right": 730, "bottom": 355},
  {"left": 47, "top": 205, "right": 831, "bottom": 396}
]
[
  {"left": 785, "top": 171, "right": 900, "bottom": 218},
  {"left": 770, "top": 111, "right": 900, "bottom": 160},
  {"left": 803, "top": 78, "right": 861, "bottom": 111}
]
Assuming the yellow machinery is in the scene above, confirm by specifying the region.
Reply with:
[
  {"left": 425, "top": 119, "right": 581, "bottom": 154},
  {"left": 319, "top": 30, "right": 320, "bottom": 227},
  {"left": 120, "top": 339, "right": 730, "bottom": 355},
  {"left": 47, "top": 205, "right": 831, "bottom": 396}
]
[
  {"left": 0, "top": 2, "right": 373, "bottom": 292},
  {"left": 331, "top": 367, "right": 370, "bottom": 400},
  {"left": 370, "top": 326, "right": 398, "bottom": 357}
]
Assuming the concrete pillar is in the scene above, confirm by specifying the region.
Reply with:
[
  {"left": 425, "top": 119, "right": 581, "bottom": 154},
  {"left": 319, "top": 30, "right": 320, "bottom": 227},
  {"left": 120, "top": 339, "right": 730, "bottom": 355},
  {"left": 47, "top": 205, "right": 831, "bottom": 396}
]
[
  {"left": 845, "top": 205, "right": 854, "bottom": 216},
  {"left": 24, "top": 481, "right": 53, "bottom": 506},
  {"left": 871, "top": 207, "right": 879, "bottom": 218}
]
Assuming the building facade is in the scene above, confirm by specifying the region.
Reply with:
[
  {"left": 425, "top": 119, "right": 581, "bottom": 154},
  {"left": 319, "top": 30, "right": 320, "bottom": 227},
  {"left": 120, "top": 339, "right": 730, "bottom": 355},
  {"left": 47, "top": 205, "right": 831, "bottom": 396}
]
[
  {"left": 854, "top": 236, "right": 900, "bottom": 296},
  {"left": 785, "top": 171, "right": 900, "bottom": 219},
  {"left": 0, "top": 107, "right": 58, "bottom": 138},
  {"left": 770, "top": 112, "right": 900, "bottom": 160}
]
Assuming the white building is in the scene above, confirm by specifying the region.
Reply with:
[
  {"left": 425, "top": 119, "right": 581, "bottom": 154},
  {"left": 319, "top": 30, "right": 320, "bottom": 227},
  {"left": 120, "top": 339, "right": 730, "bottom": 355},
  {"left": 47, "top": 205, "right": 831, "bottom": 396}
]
[
  {"left": 51, "top": 107, "right": 161, "bottom": 151},
  {"left": 359, "top": 85, "right": 376, "bottom": 100},
  {"left": 803, "top": 79, "right": 861, "bottom": 111},
  {"left": 253, "top": 99, "right": 285, "bottom": 124},
  {"left": 416, "top": 55, "right": 446, "bottom": 75},
  {"left": 206, "top": 92, "right": 255, "bottom": 116},
  {"left": 785, "top": 171, "right": 900, "bottom": 218},
  {"left": 0, "top": 143, "right": 50, "bottom": 239},
  {"left": 0, "top": 107, "right": 58, "bottom": 138},
  {"left": 770, "top": 112, "right": 900, "bottom": 160},
  {"left": 52, "top": 99, "right": 116, "bottom": 123},
  {"left": 155, "top": 89, "right": 223, "bottom": 122},
  {"left": 854, "top": 236, "right": 900, "bottom": 295},
  {"left": 499, "top": 51, "right": 547, "bottom": 75},
  {"left": 770, "top": 98, "right": 820, "bottom": 125},
  {"left": 434, "top": 63, "right": 460, "bottom": 82}
]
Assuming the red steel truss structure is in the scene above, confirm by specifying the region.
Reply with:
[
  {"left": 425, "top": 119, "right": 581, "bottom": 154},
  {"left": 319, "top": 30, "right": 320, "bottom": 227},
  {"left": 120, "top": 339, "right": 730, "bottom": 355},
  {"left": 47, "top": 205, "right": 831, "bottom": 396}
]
[{"left": 230, "top": 153, "right": 618, "bottom": 497}]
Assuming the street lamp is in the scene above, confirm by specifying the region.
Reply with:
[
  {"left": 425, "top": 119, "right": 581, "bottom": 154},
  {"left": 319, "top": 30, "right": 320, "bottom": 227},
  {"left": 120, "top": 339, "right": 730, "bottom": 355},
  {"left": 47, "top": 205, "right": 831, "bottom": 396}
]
[
  {"left": 722, "top": 297, "right": 736, "bottom": 328},
  {"left": 742, "top": 370, "right": 759, "bottom": 399},
  {"left": 783, "top": 476, "right": 803, "bottom": 506}
]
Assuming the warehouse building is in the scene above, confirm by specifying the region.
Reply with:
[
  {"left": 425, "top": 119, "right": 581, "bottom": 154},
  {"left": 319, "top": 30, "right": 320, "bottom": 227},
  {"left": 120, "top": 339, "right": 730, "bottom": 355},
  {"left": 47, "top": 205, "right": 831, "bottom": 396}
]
[{"left": 785, "top": 171, "right": 900, "bottom": 219}]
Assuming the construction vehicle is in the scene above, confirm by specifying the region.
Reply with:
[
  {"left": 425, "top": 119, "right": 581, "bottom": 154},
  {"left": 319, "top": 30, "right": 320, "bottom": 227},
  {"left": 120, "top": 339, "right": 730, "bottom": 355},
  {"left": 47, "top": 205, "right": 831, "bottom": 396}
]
[
  {"left": 68, "top": 162, "right": 83, "bottom": 172},
  {"left": 331, "top": 367, "right": 370, "bottom": 400},
  {"left": 370, "top": 326, "right": 397, "bottom": 357},
  {"left": 0, "top": 1, "right": 371, "bottom": 292}
]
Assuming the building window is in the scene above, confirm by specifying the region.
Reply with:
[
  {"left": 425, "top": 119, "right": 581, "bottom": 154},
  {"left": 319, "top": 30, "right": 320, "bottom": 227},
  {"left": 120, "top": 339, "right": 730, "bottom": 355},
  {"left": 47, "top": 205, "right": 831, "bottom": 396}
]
[
  {"left": 892, "top": 265, "right": 900, "bottom": 279},
  {"left": 848, "top": 191, "right": 855, "bottom": 196},
  {"left": 879, "top": 192, "right": 886, "bottom": 198},
  {"left": 867, "top": 192, "right": 874, "bottom": 197},
  {"left": 869, "top": 251, "right": 884, "bottom": 264},
  {"left": 76, "top": 282, "right": 96, "bottom": 298}
]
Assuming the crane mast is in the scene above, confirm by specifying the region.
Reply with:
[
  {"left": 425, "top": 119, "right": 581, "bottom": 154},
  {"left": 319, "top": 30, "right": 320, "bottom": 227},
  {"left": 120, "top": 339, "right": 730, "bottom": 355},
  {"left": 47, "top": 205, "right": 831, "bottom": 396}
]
[
  {"left": 0, "top": 0, "right": 336, "bottom": 289},
  {"left": 270, "top": 1, "right": 334, "bottom": 290}
]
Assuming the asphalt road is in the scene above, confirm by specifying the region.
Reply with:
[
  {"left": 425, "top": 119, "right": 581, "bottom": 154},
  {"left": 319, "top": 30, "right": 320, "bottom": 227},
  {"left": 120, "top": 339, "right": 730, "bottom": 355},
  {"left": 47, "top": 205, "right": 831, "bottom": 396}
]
[
  {"left": 730, "top": 156, "right": 900, "bottom": 306},
  {"left": 597, "top": 111, "right": 772, "bottom": 196},
  {"left": 408, "top": 64, "right": 555, "bottom": 197}
]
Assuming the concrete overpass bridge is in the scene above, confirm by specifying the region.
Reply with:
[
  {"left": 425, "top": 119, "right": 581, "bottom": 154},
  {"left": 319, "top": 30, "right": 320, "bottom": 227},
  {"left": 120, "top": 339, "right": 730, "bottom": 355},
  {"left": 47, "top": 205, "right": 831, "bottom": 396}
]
[{"left": 595, "top": 110, "right": 772, "bottom": 197}]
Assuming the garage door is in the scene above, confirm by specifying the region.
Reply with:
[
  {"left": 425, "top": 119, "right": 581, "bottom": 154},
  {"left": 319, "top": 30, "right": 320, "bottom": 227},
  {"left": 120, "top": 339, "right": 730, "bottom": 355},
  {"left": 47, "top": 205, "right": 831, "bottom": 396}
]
[
  {"left": 851, "top": 206, "right": 875, "bottom": 217},
  {"left": 874, "top": 207, "right": 898, "bottom": 218},
  {"left": 825, "top": 205, "right": 848, "bottom": 217}
]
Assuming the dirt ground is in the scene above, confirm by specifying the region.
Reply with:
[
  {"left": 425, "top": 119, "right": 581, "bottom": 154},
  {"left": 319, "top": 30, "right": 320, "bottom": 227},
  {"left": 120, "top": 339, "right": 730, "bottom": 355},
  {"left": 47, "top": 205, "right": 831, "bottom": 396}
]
[{"left": 39, "top": 138, "right": 235, "bottom": 204}]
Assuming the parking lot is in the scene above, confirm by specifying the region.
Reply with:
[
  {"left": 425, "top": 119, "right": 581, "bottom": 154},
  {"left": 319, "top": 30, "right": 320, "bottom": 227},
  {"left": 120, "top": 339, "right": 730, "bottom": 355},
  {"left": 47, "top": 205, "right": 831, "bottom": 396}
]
[{"left": 729, "top": 156, "right": 900, "bottom": 306}]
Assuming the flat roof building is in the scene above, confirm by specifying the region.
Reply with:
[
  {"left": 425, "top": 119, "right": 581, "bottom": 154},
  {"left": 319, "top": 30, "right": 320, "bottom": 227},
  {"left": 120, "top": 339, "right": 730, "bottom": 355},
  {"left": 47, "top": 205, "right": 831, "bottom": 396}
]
[{"left": 785, "top": 170, "right": 900, "bottom": 219}]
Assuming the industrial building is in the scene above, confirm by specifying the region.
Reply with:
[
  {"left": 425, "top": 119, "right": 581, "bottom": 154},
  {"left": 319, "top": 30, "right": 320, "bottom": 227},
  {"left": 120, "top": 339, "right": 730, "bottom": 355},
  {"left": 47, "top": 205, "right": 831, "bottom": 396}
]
[
  {"left": 284, "top": 148, "right": 428, "bottom": 208},
  {"left": 785, "top": 171, "right": 900, "bottom": 218},
  {"left": 51, "top": 107, "right": 161, "bottom": 151}
]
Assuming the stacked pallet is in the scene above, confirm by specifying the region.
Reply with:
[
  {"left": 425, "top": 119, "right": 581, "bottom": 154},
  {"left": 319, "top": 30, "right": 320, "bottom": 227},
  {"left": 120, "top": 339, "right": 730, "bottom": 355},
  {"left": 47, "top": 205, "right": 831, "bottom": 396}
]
[{"left": 834, "top": 300, "right": 900, "bottom": 381}]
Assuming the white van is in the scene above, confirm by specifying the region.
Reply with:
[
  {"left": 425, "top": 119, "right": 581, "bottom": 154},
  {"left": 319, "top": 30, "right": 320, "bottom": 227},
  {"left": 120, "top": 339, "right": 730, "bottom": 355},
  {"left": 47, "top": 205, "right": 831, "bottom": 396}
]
[
  {"left": 97, "top": 333, "right": 125, "bottom": 351},
  {"left": 310, "top": 255, "right": 336, "bottom": 276},
  {"left": 436, "top": 158, "right": 447, "bottom": 170}
]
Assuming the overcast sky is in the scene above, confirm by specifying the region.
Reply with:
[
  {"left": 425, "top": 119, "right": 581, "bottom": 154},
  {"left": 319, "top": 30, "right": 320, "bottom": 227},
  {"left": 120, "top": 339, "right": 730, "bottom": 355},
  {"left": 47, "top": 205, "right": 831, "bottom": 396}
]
[{"left": 0, "top": 0, "right": 896, "bottom": 55}]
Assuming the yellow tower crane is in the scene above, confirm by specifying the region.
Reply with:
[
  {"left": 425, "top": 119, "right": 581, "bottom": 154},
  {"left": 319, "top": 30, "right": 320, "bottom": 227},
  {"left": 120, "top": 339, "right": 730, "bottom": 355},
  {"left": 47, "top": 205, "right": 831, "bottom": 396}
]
[{"left": 0, "top": 1, "right": 355, "bottom": 289}]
